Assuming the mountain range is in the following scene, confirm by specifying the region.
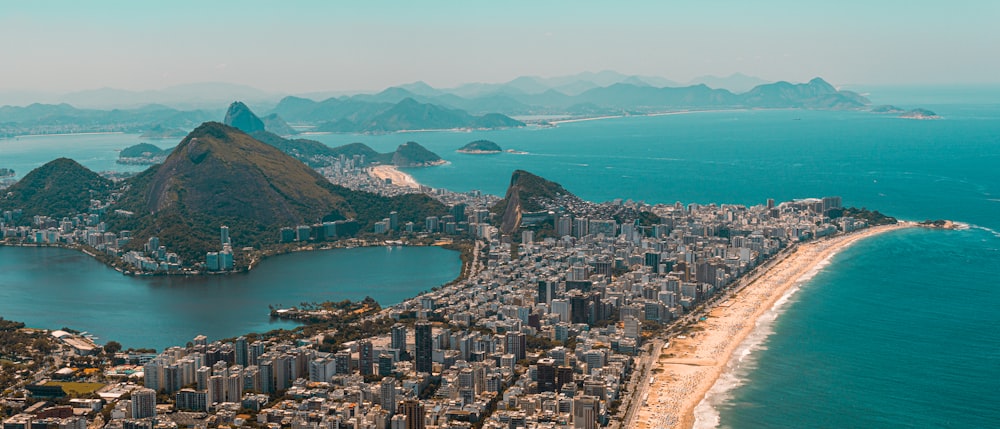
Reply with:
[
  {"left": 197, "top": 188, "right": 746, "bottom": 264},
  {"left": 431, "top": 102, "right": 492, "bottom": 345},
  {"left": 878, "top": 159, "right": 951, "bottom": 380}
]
[{"left": 1, "top": 73, "right": 875, "bottom": 138}]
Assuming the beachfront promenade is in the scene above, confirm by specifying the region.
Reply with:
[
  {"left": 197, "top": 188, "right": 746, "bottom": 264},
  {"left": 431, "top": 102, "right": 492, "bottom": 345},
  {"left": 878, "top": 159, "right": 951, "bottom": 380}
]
[{"left": 631, "top": 223, "right": 913, "bottom": 429}]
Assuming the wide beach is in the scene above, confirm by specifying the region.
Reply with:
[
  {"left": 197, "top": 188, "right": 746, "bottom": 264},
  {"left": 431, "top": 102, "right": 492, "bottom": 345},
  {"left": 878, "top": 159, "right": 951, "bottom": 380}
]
[
  {"left": 369, "top": 165, "right": 421, "bottom": 189},
  {"left": 634, "top": 222, "right": 914, "bottom": 429}
]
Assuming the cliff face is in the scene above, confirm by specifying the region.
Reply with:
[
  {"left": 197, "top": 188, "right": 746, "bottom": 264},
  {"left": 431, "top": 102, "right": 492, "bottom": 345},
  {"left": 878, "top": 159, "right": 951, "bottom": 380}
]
[{"left": 493, "top": 170, "right": 576, "bottom": 235}]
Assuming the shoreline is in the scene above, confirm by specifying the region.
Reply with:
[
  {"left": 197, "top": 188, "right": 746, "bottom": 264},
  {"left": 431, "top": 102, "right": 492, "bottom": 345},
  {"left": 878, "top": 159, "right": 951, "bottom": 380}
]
[
  {"left": 633, "top": 222, "right": 914, "bottom": 429},
  {"left": 548, "top": 108, "right": 749, "bottom": 125},
  {"left": 368, "top": 164, "right": 422, "bottom": 189}
]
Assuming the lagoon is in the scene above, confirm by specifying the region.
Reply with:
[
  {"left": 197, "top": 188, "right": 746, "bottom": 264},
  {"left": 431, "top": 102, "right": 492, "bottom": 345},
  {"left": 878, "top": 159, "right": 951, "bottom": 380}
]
[{"left": 0, "top": 245, "right": 460, "bottom": 351}]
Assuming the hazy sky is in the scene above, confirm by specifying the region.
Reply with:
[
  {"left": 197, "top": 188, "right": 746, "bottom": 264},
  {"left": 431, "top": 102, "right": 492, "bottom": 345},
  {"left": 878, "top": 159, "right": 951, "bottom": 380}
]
[{"left": 2, "top": 0, "right": 997, "bottom": 93}]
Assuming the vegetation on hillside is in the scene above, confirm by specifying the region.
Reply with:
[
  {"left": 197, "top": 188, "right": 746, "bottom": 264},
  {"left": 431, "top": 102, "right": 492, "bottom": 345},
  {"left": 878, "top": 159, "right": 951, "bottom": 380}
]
[
  {"left": 0, "top": 158, "right": 113, "bottom": 220},
  {"left": 457, "top": 140, "right": 502, "bottom": 153},
  {"left": 828, "top": 207, "right": 898, "bottom": 225},
  {"left": 119, "top": 143, "right": 166, "bottom": 158}
]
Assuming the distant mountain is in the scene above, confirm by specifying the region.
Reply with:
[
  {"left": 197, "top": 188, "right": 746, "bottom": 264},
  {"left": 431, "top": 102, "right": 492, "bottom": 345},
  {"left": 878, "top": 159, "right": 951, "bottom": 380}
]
[
  {"left": 315, "top": 98, "right": 524, "bottom": 133},
  {"left": 687, "top": 73, "right": 771, "bottom": 94},
  {"left": 0, "top": 158, "right": 113, "bottom": 219},
  {"left": 0, "top": 103, "right": 214, "bottom": 138},
  {"left": 260, "top": 114, "right": 297, "bottom": 136},
  {"left": 493, "top": 170, "right": 579, "bottom": 235},
  {"left": 457, "top": 140, "right": 502, "bottom": 154},
  {"left": 740, "top": 78, "right": 868, "bottom": 109},
  {"left": 140, "top": 124, "right": 188, "bottom": 139},
  {"left": 223, "top": 101, "right": 265, "bottom": 133},
  {"left": 443, "top": 71, "right": 681, "bottom": 98},
  {"left": 226, "top": 103, "right": 445, "bottom": 168},
  {"left": 104, "top": 122, "right": 446, "bottom": 265}
]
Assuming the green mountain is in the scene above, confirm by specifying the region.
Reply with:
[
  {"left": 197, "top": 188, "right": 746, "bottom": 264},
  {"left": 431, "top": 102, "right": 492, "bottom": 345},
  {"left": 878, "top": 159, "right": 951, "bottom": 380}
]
[
  {"left": 457, "top": 140, "right": 502, "bottom": 153},
  {"left": 104, "top": 122, "right": 446, "bottom": 266},
  {"left": 0, "top": 158, "right": 113, "bottom": 220},
  {"left": 392, "top": 141, "right": 442, "bottom": 167},
  {"left": 492, "top": 170, "right": 577, "bottom": 235}
]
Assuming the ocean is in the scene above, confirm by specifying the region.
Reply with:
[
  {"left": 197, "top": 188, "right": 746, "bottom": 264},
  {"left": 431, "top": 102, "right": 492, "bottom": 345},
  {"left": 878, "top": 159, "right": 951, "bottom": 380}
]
[{"left": 2, "top": 90, "right": 998, "bottom": 426}]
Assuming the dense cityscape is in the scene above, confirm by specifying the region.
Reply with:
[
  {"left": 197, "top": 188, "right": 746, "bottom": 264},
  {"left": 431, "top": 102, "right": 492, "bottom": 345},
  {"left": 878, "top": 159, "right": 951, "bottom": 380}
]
[{"left": 0, "top": 163, "right": 871, "bottom": 429}]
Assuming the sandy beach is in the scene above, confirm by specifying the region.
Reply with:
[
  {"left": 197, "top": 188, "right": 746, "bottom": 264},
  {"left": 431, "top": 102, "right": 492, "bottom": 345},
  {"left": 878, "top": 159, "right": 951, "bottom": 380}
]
[
  {"left": 633, "top": 222, "right": 913, "bottom": 429},
  {"left": 369, "top": 165, "right": 421, "bottom": 189}
]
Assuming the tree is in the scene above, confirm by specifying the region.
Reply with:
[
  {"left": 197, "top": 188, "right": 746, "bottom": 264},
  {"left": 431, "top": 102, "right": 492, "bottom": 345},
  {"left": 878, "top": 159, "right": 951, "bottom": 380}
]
[{"left": 104, "top": 341, "right": 122, "bottom": 355}]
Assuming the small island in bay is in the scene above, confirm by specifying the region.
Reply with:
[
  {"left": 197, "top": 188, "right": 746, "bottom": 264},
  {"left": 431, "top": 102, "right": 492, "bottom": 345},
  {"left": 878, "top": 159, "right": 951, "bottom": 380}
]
[
  {"left": 0, "top": 168, "right": 14, "bottom": 178},
  {"left": 872, "top": 105, "right": 941, "bottom": 120},
  {"left": 457, "top": 139, "right": 503, "bottom": 154},
  {"left": 116, "top": 143, "right": 168, "bottom": 165},
  {"left": 899, "top": 108, "right": 941, "bottom": 120}
]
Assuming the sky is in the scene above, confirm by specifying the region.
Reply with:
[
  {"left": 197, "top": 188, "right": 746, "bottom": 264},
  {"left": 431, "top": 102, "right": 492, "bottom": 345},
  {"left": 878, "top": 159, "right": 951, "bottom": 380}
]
[{"left": 1, "top": 0, "right": 998, "bottom": 93}]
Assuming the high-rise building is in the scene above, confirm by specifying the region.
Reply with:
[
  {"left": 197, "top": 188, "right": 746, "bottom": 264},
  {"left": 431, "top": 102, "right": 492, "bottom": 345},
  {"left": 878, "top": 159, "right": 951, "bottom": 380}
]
[
  {"left": 220, "top": 225, "right": 230, "bottom": 246},
  {"left": 414, "top": 322, "right": 433, "bottom": 374},
  {"left": 225, "top": 372, "right": 242, "bottom": 403},
  {"left": 130, "top": 388, "right": 156, "bottom": 419},
  {"left": 380, "top": 377, "right": 397, "bottom": 414},
  {"left": 396, "top": 400, "right": 425, "bottom": 429},
  {"left": 537, "top": 280, "right": 554, "bottom": 305},
  {"left": 389, "top": 211, "right": 399, "bottom": 231},
  {"left": 537, "top": 358, "right": 556, "bottom": 392},
  {"left": 258, "top": 359, "right": 273, "bottom": 394},
  {"left": 358, "top": 340, "right": 374, "bottom": 375},
  {"left": 572, "top": 396, "right": 599, "bottom": 429},
  {"left": 174, "top": 389, "right": 208, "bottom": 412},
  {"left": 234, "top": 337, "right": 248, "bottom": 367},
  {"left": 378, "top": 354, "right": 395, "bottom": 377},
  {"left": 505, "top": 331, "right": 526, "bottom": 361},
  {"left": 449, "top": 203, "right": 467, "bottom": 223},
  {"left": 391, "top": 324, "right": 407, "bottom": 352}
]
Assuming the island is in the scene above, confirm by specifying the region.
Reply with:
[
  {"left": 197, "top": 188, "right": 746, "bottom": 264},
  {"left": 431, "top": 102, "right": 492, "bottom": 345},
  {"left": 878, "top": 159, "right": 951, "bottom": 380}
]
[
  {"left": 457, "top": 139, "right": 503, "bottom": 154},
  {"left": 0, "top": 168, "right": 14, "bottom": 178},
  {"left": 872, "top": 105, "right": 941, "bottom": 120},
  {"left": 116, "top": 143, "right": 168, "bottom": 165},
  {"left": 899, "top": 108, "right": 941, "bottom": 120}
]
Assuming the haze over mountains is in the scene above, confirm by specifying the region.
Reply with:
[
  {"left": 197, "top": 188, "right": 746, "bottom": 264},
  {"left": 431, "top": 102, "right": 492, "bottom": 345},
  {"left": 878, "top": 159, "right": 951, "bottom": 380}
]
[{"left": 0, "top": 72, "right": 879, "bottom": 139}]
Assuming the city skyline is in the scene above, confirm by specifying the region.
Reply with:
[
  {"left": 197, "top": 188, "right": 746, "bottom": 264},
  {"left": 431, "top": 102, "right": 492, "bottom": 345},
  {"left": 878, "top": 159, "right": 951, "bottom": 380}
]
[{"left": 2, "top": 1, "right": 998, "bottom": 94}]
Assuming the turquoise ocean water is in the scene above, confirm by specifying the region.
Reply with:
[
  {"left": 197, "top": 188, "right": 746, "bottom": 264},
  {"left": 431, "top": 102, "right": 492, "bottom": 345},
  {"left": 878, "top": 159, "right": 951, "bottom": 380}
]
[{"left": 1, "top": 93, "right": 998, "bottom": 426}]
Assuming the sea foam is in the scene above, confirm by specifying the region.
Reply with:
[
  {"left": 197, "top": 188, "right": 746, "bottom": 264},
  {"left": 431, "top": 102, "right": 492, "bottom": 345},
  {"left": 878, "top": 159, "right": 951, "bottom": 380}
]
[{"left": 692, "top": 252, "right": 836, "bottom": 428}]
